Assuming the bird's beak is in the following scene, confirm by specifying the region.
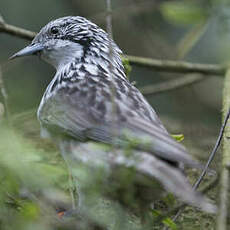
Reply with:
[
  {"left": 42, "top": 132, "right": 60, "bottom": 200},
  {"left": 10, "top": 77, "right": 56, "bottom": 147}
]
[{"left": 9, "top": 43, "right": 44, "bottom": 60}]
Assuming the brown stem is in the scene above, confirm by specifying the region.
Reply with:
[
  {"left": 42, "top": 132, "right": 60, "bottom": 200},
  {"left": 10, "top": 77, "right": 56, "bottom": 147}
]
[{"left": 125, "top": 55, "right": 225, "bottom": 76}]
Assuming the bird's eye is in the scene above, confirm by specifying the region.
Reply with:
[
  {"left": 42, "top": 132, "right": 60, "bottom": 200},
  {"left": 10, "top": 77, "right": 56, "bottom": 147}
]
[{"left": 50, "top": 26, "right": 59, "bottom": 35}]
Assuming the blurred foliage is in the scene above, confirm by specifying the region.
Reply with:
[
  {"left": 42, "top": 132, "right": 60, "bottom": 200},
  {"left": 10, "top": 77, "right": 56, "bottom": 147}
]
[
  {"left": 177, "top": 22, "right": 209, "bottom": 59},
  {"left": 0, "top": 122, "right": 71, "bottom": 230},
  {"left": 160, "top": 1, "right": 207, "bottom": 26},
  {"left": 160, "top": 0, "right": 210, "bottom": 58}
]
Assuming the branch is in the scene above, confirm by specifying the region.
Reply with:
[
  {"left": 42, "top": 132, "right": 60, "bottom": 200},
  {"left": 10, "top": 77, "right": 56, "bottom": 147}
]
[
  {"left": 216, "top": 68, "right": 230, "bottom": 230},
  {"left": 125, "top": 55, "right": 225, "bottom": 76},
  {"left": 140, "top": 74, "right": 204, "bottom": 96},
  {"left": 0, "top": 22, "right": 36, "bottom": 40},
  {"left": 0, "top": 19, "right": 226, "bottom": 76}
]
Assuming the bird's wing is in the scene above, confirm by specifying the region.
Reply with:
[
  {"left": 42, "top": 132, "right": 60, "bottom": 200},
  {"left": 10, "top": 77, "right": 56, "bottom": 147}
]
[
  {"left": 86, "top": 117, "right": 200, "bottom": 168},
  {"left": 38, "top": 91, "right": 97, "bottom": 141},
  {"left": 38, "top": 82, "right": 197, "bottom": 167}
]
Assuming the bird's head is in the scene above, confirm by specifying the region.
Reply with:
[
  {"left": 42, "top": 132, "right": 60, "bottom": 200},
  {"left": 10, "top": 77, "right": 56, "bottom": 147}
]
[{"left": 10, "top": 16, "right": 122, "bottom": 69}]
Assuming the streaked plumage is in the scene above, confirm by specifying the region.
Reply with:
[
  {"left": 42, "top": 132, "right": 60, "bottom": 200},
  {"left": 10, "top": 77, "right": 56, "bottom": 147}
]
[{"left": 11, "top": 16, "right": 215, "bottom": 214}]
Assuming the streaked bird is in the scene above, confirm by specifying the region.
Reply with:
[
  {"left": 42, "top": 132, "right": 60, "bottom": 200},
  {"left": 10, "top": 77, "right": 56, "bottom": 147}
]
[{"left": 11, "top": 16, "right": 215, "bottom": 215}]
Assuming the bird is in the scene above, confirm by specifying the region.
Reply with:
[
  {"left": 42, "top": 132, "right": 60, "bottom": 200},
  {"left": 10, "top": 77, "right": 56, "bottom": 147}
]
[{"left": 10, "top": 16, "right": 215, "bottom": 217}]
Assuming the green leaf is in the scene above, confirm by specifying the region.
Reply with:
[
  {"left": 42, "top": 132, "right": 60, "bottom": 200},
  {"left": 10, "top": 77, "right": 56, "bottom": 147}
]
[
  {"left": 171, "top": 134, "right": 184, "bottom": 142},
  {"left": 152, "top": 210, "right": 178, "bottom": 230},
  {"left": 160, "top": 1, "right": 206, "bottom": 25},
  {"left": 121, "top": 56, "right": 132, "bottom": 78},
  {"left": 163, "top": 217, "right": 178, "bottom": 230},
  {"left": 163, "top": 193, "right": 176, "bottom": 206}
]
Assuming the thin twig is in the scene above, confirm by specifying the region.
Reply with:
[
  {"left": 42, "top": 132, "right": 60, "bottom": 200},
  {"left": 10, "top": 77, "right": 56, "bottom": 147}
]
[
  {"left": 106, "top": 0, "right": 113, "bottom": 39},
  {"left": 140, "top": 74, "right": 204, "bottom": 96},
  {"left": 0, "top": 65, "right": 10, "bottom": 121},
  {"left": 91, "top": 1, "right": 159, "bottom": 24},
  {"left": 0, "top": 13, "right": 5, "bottom": 24},
  {"left": 169, "top": 108, "right": 229, "bottom": 224},
  {"left": 106, "top": 0, "right": 120, "bottom": 145},
  {"left": 0, "top": 18, "right": 226, "bottom": 77},
  {"left": 106, "top": 0, "right": 117, "bottom": 122},
  {"left": 193, "top": 108, "right": 230, "bottom": 190}
]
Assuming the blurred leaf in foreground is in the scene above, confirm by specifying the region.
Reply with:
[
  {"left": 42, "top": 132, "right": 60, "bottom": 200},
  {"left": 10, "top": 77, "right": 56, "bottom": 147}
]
[{"left": 0, "top": 123, "right": 71, "bottom": 230}]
